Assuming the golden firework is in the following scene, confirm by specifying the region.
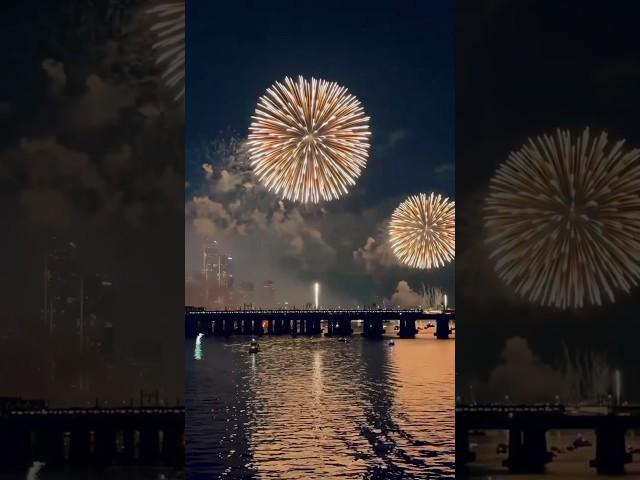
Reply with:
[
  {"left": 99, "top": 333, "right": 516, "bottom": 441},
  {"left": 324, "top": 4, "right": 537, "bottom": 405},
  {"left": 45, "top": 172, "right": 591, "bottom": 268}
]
[
  {"left": 389, "top": 193, "right": 455, "bottom": 269},
  {"left": 484, "top": 128, "right": 640, "bottom": 308},
  {"left": 248, "top": 76, "right": 370, "bottom": 203},
  {"left": 147, "top": 2, "right": 185, "bottom": 101}
]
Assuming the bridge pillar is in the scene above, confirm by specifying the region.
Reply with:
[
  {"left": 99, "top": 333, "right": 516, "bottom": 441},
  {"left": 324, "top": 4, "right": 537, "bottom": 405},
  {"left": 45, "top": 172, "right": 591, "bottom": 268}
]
[
  {"left": 139, "top": 428, "right": 160, "bottom": 463},
  {"left": 223, "top": 318, "right": 234, "bottom": 336},
  {"left": 201, "top": 317, "right": 214, "bottom": 336},
  {"left": 398, "top": 318, "right": 417, "bottom": 338},
  {"left": 362, "top": 318, "right": 384, "bottom": 338},
  {"left": 233, "top": 319, "right": 242, "bottom": 334},
  {"left": 267, "top": 319, "right": 274, "bottom": 335},
  {"left": 282, "top": 318, "right": 291, "bottom": 334},
  {"left": 334, "top": 318, "right": 353, "bottom": 336},
  {"left": 69, "top": 429, "right": 91, "bottom": 465},
  {"left": 325, "top": 319, "right": 335, "bottom": 336},
  {"left": 590, "top": 426, "right": 631, "bottom": 474},
  {"left": 94, "top": 428, "right": 116, "bottom": 465},
  {"left": 291, "top": 319, "right": 299, "bottom": 335},
  {"left": 243, "top": 318, "right": 253, "bottom": 335},
  {"left": 455, "top": 427, "right": 475, "bottom": 474},
  {"left": 213, "top": 318, "right": 224, "bottom": 336},
  {"left": 33, "top": 429, "right": 65, "bottom": 465},
  {"left": 435, "top": 315, "right": 451, "bottom": 339},
  {"left": 252, "top": 318, "right": 264, "bottom": 336},
  {"left": 504, "top": 428, "right": 551, "bottom": 473},
  {"left": 272, "top": 319, "right": 282, "bottom": 335},
  {"left": 162, "top": 428, "right": 184, "bottom": 466},
  {"left": 122, "top": 429, "right": 136, "bottom": 463}
]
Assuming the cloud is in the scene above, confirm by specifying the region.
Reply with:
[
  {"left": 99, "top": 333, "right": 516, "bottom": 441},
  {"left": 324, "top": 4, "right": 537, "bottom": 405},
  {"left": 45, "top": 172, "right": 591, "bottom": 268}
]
[
  {"left": 186, "top": 196, "right": 232, "bottom": 236},
  {"left": 0, "top": 101, "right": 12, "bottom": 120},
  {"left": 484, "top": 337, "right": 565, "bottom": 403},
  {"left": 103, "top": 144, "right": 132, "bottom": 174},
  {"left": 202, "top": 163, "right": 214, "bottom": 180},
  {"left": 385, "top": 128, "right": 411, "bottom": 149},
  {"left": 214, "top": 169, "right": 243, "bottom": 193},
  {"left": 187, "top": 136, "right": 335, "bottom": 266},
  {"left": 434, "top": 163, "right": 454, "bottom": 174},
  {"left": 73, "top": 74, "right": 135, "bottom": 127},
  {"left": 389, "top": 280, "right": 423, "bottom": 307},
  {"left": 42, "top": 59, "right": 66, "bottom": 95},
  {"left": 353, "top": 233, "right": 398, "bottom": 272},
  {"left": 385, "top": 280, "right": 445, "bottom": 308}
]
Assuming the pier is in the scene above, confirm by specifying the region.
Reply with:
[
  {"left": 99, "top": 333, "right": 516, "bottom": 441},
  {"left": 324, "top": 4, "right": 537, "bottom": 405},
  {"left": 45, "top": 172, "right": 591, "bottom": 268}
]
[{"left": 185, "top": 308, "right": 455, "bottom": 340}]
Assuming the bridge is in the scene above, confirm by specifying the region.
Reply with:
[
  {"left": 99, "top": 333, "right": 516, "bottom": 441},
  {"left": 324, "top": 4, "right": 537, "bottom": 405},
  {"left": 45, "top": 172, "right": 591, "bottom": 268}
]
[
  {"left": 457, "top": 404, "right": 640, "bottom": 475},
  {"left": 185, "top": 307, "right": 455, "bottom": 339},
  {"left": 0, "top": 406, "right": 184, "bottom": 470}
]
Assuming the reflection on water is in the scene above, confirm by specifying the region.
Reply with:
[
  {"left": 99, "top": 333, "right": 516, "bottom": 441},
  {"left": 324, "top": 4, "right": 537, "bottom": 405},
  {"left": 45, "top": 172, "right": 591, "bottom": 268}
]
[
  {"left": 468, "top": 430, "right": 640, "bottom": 479},
  {"left": 186, "top": 328, "right": 454, "bottom": 479}
]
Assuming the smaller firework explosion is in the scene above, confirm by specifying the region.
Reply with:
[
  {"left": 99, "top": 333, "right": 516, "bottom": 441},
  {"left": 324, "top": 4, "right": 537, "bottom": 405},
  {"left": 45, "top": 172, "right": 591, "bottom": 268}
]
[
  {"left": 147, "top": 2, "right": 184, "bottom": 101},
  {"left": 484, "top": 128, "right": 640, "bottom": 308},
  {"left": 389, "top": 193, "right": 455, "bottom": 269},
  {"left": 248, "top": 76, "right": 370, "bottom": 203}
]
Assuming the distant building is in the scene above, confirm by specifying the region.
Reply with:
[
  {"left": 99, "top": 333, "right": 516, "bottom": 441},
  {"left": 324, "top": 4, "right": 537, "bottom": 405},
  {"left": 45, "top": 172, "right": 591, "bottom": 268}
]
[
  {"left": 202, "top": 239, "right": 233, "bottom": 307},
  {"left": 238, "top": 281, "right": 255, "bottom": 307},
  {"left": 262, "top": 280, "right": 275, "bottom": 307},
  {"left": 41, "top": 238, "right": 116, "bottom": 397},
  {"left": 83, "top": 273, "right": 115, "bottom": 356},
  {"left": 43, "top": 237, "right": 80, "bottom": 341}
]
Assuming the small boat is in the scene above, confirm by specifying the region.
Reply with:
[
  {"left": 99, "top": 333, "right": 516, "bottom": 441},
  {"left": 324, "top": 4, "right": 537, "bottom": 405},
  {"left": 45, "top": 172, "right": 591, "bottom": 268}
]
[
  {"left": 338, "top": 337, "right": 350, "bottom": 343},
  {"left": 249, "top": 339, "right": 260, "bottom": 354}
]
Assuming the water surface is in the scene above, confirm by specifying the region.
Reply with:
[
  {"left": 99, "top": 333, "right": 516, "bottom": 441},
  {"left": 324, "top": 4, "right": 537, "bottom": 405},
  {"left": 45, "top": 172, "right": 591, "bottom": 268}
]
[{"left": 186, "top": 325, "right": 454, "bottom": 479}]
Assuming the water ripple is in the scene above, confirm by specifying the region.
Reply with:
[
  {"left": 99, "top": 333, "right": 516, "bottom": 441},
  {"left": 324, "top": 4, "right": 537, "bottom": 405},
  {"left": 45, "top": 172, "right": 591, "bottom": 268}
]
[{"left": 186, "top": 332, "right": 454, "bottom": 479}]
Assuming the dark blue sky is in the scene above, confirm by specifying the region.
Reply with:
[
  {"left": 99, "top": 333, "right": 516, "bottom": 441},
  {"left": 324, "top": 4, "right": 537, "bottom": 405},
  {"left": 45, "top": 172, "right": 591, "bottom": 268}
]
[
  {"left": 187, "top": 0, "right": 453, "bottom": 196},
  {"left": 186, "top": 0, "right": 454, "bottom": 306}
]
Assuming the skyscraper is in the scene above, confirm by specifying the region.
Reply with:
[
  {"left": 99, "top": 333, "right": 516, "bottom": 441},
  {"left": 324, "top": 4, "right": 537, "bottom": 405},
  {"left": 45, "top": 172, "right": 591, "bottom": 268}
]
[
  {"left": 202, "top": 239, "right": 233, "bottom": 306},
  {"left": 43, "top": 237, "right": 81, "bottom": 342},
  {"left": 262, "top": 280, "right": 275, "bottom": 307}
]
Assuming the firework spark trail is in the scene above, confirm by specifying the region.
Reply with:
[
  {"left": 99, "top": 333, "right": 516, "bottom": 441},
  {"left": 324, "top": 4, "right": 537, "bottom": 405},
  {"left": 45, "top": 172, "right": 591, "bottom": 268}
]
[
  {"left": 484, "top": 128, "right": 640, "bottom": 309},
  {"left": 248, "top": 76, "right": 370, "bottom": 203},
  {"left": 147, "top": 2, "right": 184, "bottom": 101},
  {"left": 389, "top": 193, "right": 455, "bottom": 269},
  {"left": 421, "top": 284, "right": 446, "bottom": 310}
]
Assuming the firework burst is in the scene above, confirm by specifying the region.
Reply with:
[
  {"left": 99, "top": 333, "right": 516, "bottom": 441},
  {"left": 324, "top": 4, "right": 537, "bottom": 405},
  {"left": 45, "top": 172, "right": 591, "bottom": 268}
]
[
  {"left": 247, "top": 76, "right": 370, "bottom": 203},
  {"left": 389, "top": 193, "right": 455, "bottom": 269},
  {"left": 484, "top": 128, "right": 640, "bottom": 309},
  {"left": 147, "top": 2, "right": 184, "bottom": 101}
]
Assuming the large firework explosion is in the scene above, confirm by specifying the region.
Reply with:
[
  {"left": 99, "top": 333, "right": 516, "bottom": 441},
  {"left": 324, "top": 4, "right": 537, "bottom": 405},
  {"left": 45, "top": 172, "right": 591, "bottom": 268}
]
[
  {"left": 147, "top": 2, "right": 184, "bottom": 100},
  {"left": 388, "top": 193, "right": 455, "bottom": 269},
  {"left": 247, "top": 76, "right": 370, "bottom": 203},
  {"left": 484, "top": 128, "right": 640, "bottom": 309}
]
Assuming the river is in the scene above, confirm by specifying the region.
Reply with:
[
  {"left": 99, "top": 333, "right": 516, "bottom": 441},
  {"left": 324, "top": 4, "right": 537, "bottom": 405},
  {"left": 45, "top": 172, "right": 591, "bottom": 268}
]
[{"left": 185, "top": 322, "right": 454, "bottom": 479}]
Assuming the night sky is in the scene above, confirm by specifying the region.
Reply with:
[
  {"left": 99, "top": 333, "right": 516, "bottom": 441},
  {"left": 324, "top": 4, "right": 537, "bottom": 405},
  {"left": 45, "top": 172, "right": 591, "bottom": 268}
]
[
  {"left": 456, "top": 0, "right": 640, "bottom": 402},
  {"left": 6, "top": 0, "right": 637, "bottom": 411},
  {"left": 185, "top": 0, "right": 455, "bottom": 308},
  {"left": 0, "top": 0, "right": 184, "bottom": 405}
]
